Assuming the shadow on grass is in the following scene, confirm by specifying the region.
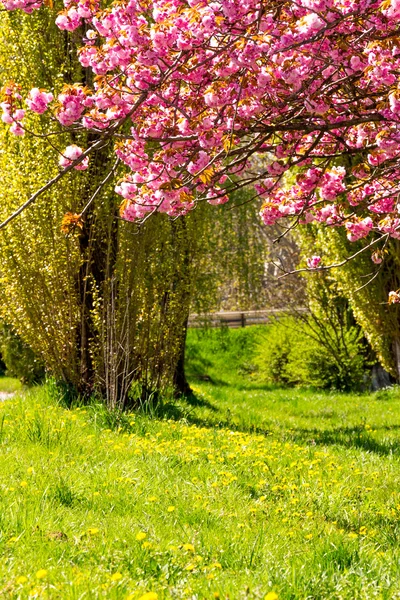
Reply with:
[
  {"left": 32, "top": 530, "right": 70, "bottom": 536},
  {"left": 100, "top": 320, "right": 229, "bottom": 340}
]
[
  {"left": 87, "top": 386, "right": 400, "bottom": 454},
  {"left": 81, "top": 388, "right": 270, "bottom": 439},
  {"left": 185, "top": 372, "right": 228, "bottom": 387},
  {"left": 183, "top": 391, "right": 218, "bottom": 411},
  {"left": 288, "top": 424, "right": 400, "bottom": 456},
  {"left": 131, "top": 390, "right": 275, "bottom": 438},
  {"left": 187, "top": 371, "right": 280, "bottom": 393}
]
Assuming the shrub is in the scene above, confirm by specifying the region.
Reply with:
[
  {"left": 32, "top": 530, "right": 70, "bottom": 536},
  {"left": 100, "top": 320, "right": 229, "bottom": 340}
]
[
  {"left": 0, "top": 323, "right": 45, "bottom": 385},
  {"left": 256, "top": 316, "right": 370, "bottom": 391}
]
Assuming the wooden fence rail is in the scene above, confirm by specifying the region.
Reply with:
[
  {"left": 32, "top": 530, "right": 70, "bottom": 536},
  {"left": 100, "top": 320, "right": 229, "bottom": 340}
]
[{"left": 188, "top": 308, "right": 306, "bottom": 329}]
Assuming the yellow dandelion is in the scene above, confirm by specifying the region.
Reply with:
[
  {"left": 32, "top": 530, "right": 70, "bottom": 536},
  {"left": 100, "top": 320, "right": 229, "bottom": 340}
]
[
  {"left": 7, "top": 536, "right": 18, "bottom": 545},
  {"left": 359, "top": 526, "right": 367, "bottom": 535},
  {"left": 110, "top": 572, "right": 123, "bottom": 582},
  {"left": 136, "top": 531, "right": 147, "bottom": 541},
  {"left": 265, "top": 593, "right": 279, "bottom": 600},
  {"left": 35, "top": 569, "right": 48, "bottom": 580},
  {"left": 16, "top": 575, "right": 28, "bottom": 584},
  {"left": 167, "top": 506, "right": 175, "bottom": 512},
  {"left": 86, "top": 527, "right": 99, "bottom": 535},
  {"left": 182, "top": 543, "right": 195, "bottom": 552},
  {"left": 20, "top": 481, "right": 28, "bottom": 488},
  {"left": 138, "top": 593, "right": 158, "bottom": 600}
]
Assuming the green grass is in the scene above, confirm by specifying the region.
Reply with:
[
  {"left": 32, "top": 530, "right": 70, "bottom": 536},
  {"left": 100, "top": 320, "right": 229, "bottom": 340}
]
[
  {"left": 0, "top": 330, "right": 400, "bottom": 598},
  {"left": 0, "top": 376, "right": 22, "bottom": 393}
]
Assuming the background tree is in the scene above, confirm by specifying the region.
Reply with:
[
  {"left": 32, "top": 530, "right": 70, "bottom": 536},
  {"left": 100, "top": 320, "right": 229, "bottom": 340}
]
[{"left": 301, "top": 225, "right": 400, "bottom": 380}]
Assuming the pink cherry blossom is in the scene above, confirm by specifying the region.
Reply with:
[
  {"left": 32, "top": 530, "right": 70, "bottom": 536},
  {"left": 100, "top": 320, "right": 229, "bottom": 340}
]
[
  {"left": 388, "top": 291, "right": 400, "bottom": 304},
  {"left": 371, "top": 251, "right": 383, "bottom": 264},
  {"left": 59, "top": 145, "right": 89, "bottom": 170},
  {"left": 26, "top": 88, "right": 53, "bottom": 114},
  {"left": 3, "top": 0, "right": 400, "bottom": 248},
  {"left": 345, "top": 218, "right": 374, "bottom": 242},
  {"left": 10, "top": 122, "right": 25, "bottom": 136},
  {"left": 307, "top": 256, "right": 321, "bottom": 269}
]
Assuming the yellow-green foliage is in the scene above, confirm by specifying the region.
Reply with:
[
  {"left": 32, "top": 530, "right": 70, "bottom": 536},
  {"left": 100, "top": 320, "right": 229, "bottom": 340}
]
[
  {"left": 327, "top": 231, "right": 400, "bottom": 377},
  {"left": 0, "top": 13, "right": 201, "bottom": 402},
  {"left": 298, "top": 226, "right": 399, "bottom": 377},
  {"left": 0, "top": 11, "right": 83, "bottom": 384}
]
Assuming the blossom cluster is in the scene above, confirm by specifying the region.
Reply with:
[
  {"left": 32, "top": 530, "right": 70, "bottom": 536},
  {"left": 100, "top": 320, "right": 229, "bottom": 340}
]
[
  {"left": 59, "top": 145, "right": 89, "bottom": 171},
  {"left": 1, "top": 82, "right": 25, "bottom": 136},
  {"left": 2, "top": 0, "right": 400, "bottom": 249}
]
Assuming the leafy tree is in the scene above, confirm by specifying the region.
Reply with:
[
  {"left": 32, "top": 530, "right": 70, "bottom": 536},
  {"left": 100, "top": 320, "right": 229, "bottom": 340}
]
[
  {"left": 1, "top": 0, "right": 400, "bottom": 283},
  {"left": 301, "top": 225, "right": 400, "bottom": 380},
  {"left": 3, "top": 0, "right": 400, "bottom": 400},
  {"left": 0, "top": 12, "right": 210, "bottom": 406}
]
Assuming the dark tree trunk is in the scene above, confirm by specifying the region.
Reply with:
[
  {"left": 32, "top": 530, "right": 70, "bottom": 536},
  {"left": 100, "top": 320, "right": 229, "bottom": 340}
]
[
  {"left": 392, "top": 337, "right": 400, "bottom": 383},
  {"left": 173, "top": 317, "right": 191, "bottom": 396},
  {"left": 75, "top": 142, "right": 118, "bottom": 398},
  {"left": 76, "top": 218, "right": 96, "bottom": 397}
]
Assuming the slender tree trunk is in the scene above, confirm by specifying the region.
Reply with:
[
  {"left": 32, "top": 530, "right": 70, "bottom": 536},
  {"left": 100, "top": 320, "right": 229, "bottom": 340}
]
[
  {"left": 77, "top": 218, "right": 95, "bottom": 396},
  {"left": 76, "top": 143, "right": 118, "bottom": 398},
  {"left": 392, "top": 337, "right": 400, "bottom": 383},
  {"left": 173, "top": 316, "right": 192, "bottom": 396}
]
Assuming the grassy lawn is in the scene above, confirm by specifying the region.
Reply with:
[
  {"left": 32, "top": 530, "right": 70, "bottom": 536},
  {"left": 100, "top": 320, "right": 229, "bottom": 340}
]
[
  {"left": 0, "top": 376, "right": 22, "bottom": 394},
  {"left": 0, "top": 330, "right": 399, "bottom": 598}
]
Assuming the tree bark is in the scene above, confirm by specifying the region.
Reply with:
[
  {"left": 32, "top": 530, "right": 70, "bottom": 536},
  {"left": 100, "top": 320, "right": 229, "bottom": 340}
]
[
  {"left": 392, "top": 337, "right": 400, "bottom": 383},
  {"left": 173, "top": 316, "right": 192, "bottom": 397}
]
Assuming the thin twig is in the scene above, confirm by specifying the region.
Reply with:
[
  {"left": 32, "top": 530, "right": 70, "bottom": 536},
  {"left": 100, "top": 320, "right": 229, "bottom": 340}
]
[
  {"left": 80, "top": 157, "right": 121, "bottom": 216},
  {"left": 276, "top": 233, "right": 389, "bottom": 278},
  {"left": 0, "top": 92, "right": 148, "bottom": 231}
]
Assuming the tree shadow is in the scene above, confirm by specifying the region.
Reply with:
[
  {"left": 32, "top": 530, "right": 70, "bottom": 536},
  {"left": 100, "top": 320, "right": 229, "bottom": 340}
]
[
  {"left": 184, "top": 390, "right": 218, "bottom": 411},
  {"left": 186, "top": 373, "right": 230, "bottom": 387},
  {"left": 287, "top": 424, "right": 400, "bottom": 456},
  {"left": 136, "top": 390, "right": 276, "bottom": 437},
  {"left": 134, "top": 390, "right": 219, "bottom": 421},
  {"left": 229, "top": 382, "right": 283, "bottom": 392},
  {"left": 186, "top": 372, "right": 280, "bottom": 392}
]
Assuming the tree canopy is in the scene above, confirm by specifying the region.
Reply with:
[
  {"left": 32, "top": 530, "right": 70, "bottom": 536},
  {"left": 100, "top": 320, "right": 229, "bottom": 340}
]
[{"left": 2, "top": 0, "right": 400, "bottom": 295}]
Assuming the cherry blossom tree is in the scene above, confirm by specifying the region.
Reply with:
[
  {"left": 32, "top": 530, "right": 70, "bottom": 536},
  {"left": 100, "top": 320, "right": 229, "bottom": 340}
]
[{"left": 2, "top": 0, "right": 400, "bottom": 299}]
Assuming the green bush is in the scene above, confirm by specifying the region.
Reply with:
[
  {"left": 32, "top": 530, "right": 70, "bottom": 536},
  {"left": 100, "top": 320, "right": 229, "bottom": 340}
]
[
  {"left": 0, "top": 323, "right": 45, "bottom": 385},
  {"left": 256, "top": 317, "right": 369, "bottom": 391}
]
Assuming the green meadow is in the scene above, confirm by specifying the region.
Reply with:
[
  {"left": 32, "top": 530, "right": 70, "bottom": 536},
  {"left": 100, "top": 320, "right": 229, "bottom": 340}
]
[{"left": 0, "top": 328, "right": 399, "bottom": 599}]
